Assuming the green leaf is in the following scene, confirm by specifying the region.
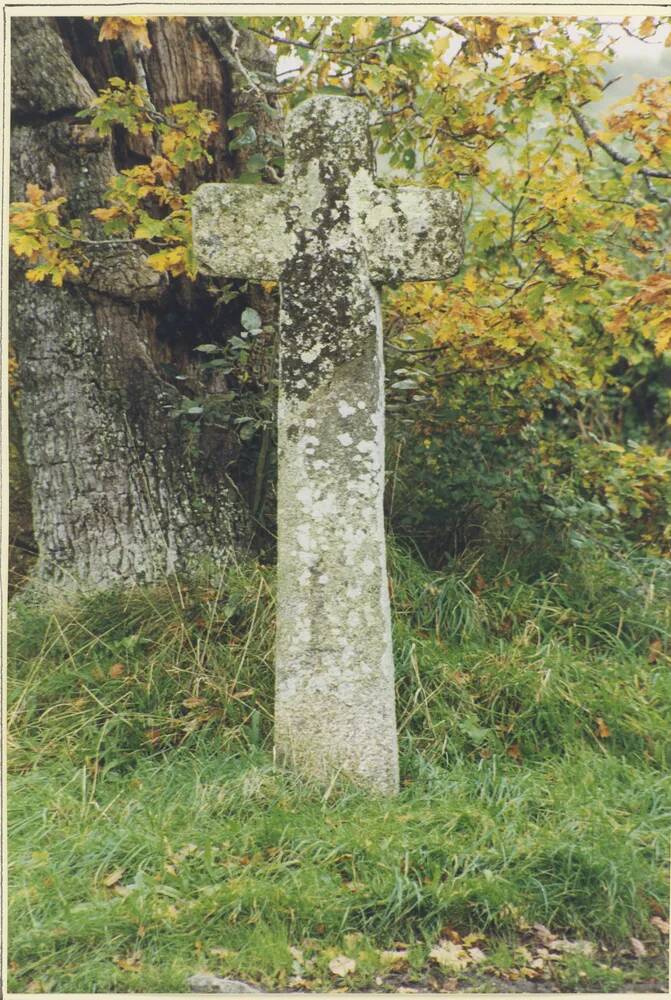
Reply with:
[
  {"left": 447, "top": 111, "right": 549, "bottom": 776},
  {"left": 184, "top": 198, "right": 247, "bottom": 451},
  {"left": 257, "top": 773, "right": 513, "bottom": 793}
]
[
  {"left": 402, "top": 147, "right": 416, "bottom": 170},
  {"left": 458, "top": 718, "right": 492, "bottom": 744},
  {"left": 246, "top": 153, "right": 266, "bottom": 173},
  {"left": 241, "top": 307, "right": 262, "bottom": 333},
  {"left": 229, "top": 126, "right": 257, "bottom": 150},
  {"left": 194, "top": 344, "right": 221, "bottom": 354},
  {"left": 236, "top": 172, "right": 263, "bottom": 185},
  {"left": 239, "top": 422, "right": 257, "bottom": 441},
  {"left": 227, "top": 111, "right": 251, "bottom": 129}
]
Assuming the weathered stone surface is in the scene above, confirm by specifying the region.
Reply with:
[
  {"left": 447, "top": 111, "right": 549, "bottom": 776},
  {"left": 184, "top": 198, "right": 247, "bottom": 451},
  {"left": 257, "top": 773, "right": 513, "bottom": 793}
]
[
  {"left": 192, "top": 185, "right": 287, "bottom": 280},
  {"left": 187, "top": 973, "right": 260, "bottom": 993},
  {"left": 192, "top": 95, "right": 463, "bottom": 795}
]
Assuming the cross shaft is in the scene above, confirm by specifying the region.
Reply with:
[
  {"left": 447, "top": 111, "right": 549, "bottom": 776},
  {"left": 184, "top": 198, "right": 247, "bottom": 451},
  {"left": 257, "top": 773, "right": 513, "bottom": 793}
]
[{"left": 193, "top": 95, "right": 463, "bottom": 793}]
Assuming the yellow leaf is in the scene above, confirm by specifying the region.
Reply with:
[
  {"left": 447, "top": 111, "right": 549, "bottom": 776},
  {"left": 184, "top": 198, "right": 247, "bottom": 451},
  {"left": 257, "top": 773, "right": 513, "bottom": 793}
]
[
  {"left": 25, "top": 264, "right": 51, "bottom": 283},
  {"left": 432, "top": 35, "right": 450, "bottom": 58},
  {"left": 654, "top": 318, "right": 671, "bottom": 354},
  {"left": 147, "top": 246, "right": 187, "bottom": 277},
  {"left": 26, "top": 183, "right": 45, "bottom": 206},
  {"left": 596, "top": 717, "right": 611, "bottom": 739},
  {"left": 11, "top": 233, "right": 41, "bottom": 257},
  {"left": 352, "top": 18, "right": 373, "bottom": 42},
  {"left": 639, "top": 16, "right": 656, "bottom": 38},
  {"left": 91, "top": 206, "right": 122, "bottom": 222},
  {"left": 99, "top": 16, "right": 151, "bottom": 48},
  {"left": 102, "top": 867, "right": 125, "bottom": 887},
  {"left": 496, "top": 21, "right": 511, "bottom": 43},
  {"left": 379, "top": 950, "right": 409, "bottom": 971},
  {"left": 463, "top": 272, "right": 477, "bottom": 294},
  {"left": 113, "top": 951, "right": 142, "bottom": 972},
  {"left": 430, "top": 941, "right": 471, "bottom": 971}
]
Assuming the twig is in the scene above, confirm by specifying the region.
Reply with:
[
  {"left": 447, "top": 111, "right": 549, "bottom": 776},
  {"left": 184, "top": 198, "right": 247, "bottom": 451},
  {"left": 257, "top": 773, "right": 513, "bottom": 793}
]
[
  {"left": 570, "top": 104, "right": 671, "bottom": 180},
  {"left": 249, "top": 18, "right": 432, "bottom": 57}
]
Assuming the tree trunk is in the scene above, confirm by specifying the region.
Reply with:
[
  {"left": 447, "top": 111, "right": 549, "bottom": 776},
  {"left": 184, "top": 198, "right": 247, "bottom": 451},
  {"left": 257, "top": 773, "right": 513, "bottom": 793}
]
[{"left": 10, "top": 16, "right": 279, "bottom": 591}]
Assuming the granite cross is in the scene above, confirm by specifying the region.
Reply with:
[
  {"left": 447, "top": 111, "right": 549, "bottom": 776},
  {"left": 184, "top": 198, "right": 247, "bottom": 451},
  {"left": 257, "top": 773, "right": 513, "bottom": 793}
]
[{"left": 193, "top": 95, "right": 463, "bottom": 794}]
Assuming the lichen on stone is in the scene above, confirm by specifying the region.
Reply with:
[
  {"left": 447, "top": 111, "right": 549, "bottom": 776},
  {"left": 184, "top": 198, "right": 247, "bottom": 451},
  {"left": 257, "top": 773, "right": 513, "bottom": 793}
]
[{"left": 191, "top": 94, "right": 465, "bottom": 794}]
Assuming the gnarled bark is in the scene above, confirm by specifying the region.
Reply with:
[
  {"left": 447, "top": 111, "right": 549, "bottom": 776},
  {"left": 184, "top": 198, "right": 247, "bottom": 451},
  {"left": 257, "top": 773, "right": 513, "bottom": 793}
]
[{"left": 9, "top": 16, "right": 279, "bottom": 591}]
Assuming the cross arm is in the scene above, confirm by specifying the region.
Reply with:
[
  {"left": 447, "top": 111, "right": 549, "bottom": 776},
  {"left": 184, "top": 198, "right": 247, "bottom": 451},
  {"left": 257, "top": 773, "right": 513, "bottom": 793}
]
[
  {"left": 192, "top": 183, "right": 291, "bottom": 281},
  {"left": 353, "top": 183, "right": 464, "bottom": 285}
]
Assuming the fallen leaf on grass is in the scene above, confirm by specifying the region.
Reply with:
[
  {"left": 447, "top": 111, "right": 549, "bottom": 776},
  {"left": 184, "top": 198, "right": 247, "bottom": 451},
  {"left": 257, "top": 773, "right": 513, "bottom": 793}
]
[
  {"left": 462, "top": 932, "right": 484, "bottom": 946},
  {"left": 102, "top": 867, "right": 125, "bottom": 887},
  {"left": 430, "top": 940, "right": 471, "bottom": 971},
  {"left": 182, "top": 696, "right": 206, "bottom": 708},
  {"left": 630, "top": 937, "right": 647, "bottom": 957},
  {"left": 596, "top": 717, "right": 611, "bottom": 738},
  {"left": 467, "top": 946, "right": 487, "bottom": 963},
  {"left": 532, "top": 923, "right": 555, "bottom": 945},
  {"left": 439, "top": 979, "right": 459, "bottom": 992},
  {"left": 109, "top": 663, "right": 125, "bottom": 678},
  {"left": 328, "top": 956, "right": 356, "bottom": 977},
  {"left": 551, "top": 938, "right": 595, "bottom": 957},
  {"left": 113, "top": 951, "right": 142, "bottom": 972},
  {"left": 379, "top": 949, "right": 409, "bottom": 971},
  {"left": 440, "top": 926, "right": 462, "bottom": 943},
  {"left": 651, "top": 916, "right": 669, "bottom": 934},
  {"left": 648, "top": 639, "right": 662, "bottom": 663}
]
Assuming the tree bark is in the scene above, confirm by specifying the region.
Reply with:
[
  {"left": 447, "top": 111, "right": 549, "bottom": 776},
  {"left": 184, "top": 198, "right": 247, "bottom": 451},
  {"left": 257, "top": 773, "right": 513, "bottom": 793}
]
[{"left": 10, "top": 16, "right": 279, "bottom": 591}]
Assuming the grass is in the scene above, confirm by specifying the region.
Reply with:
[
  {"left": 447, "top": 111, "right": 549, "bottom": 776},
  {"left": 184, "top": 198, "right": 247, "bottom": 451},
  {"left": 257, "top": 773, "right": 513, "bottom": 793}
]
[{"left": 7, "top": 541, "right": 671, "bottom": 992}]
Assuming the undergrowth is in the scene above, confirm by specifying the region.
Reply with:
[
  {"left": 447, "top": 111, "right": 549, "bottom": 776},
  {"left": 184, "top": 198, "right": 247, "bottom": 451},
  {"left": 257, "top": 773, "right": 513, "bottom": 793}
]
[{"left": 7, "top": 541, "right": 671, "bottom": 992}]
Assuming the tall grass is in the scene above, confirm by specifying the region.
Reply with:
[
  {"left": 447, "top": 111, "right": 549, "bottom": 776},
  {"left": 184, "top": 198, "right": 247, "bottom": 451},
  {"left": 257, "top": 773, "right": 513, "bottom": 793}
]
[{"left": 7, "top": 540, "right": 671, "bottom": 992}]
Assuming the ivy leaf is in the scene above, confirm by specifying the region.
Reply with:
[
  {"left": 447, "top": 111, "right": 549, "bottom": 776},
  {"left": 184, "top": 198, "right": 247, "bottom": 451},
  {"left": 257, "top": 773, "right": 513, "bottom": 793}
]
[
  {"left": 229, "top": 126, "right": 257, "bottom": 151},
  {"left": 402, "top": 148, "right": 416, "bottom": 170},
  {"left": 241, "top": 307, "right": 262, "bottom": 333},
  {"left": 246, "top": 153, "right": 267, "bottom": 173},
  {"left": 228, "top": 111, "right": 251, "bottom": 129}
]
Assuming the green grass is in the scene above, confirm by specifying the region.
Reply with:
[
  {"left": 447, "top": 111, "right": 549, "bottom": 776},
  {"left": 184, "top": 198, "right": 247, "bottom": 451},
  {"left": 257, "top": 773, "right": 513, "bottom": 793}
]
[{"left": 7, "top": 543, "right": 671, "bottom": 992}]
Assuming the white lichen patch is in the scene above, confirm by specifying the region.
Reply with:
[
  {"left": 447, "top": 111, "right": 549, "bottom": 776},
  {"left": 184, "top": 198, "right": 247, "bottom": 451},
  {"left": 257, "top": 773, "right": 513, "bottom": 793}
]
[
  {"left": 338, "top": 400, "right": 356, "bottom": 418},
  {"left": 337, "top": 432, "right": 353, "bottom": 446},
  {"left": 300, "top": 344, "right": 323, "bottom": 364}
]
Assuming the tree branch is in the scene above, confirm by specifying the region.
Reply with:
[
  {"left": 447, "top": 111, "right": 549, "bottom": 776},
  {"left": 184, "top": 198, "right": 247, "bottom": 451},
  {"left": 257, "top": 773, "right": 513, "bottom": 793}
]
[{"left": 570, "top": 104, "right": 671, "bottom": 180}]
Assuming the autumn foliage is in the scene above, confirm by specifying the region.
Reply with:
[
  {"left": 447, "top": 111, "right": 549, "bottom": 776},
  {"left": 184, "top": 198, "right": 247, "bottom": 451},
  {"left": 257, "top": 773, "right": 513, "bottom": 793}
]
[{"left": 10, "top": 14, "right": 671, "bottom": 553}]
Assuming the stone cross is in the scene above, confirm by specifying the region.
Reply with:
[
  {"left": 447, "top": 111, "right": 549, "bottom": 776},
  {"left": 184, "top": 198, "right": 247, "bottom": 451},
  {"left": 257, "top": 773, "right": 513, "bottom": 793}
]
[{"left": 193, "top": 96, "right": 463, "bottom": 795}]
